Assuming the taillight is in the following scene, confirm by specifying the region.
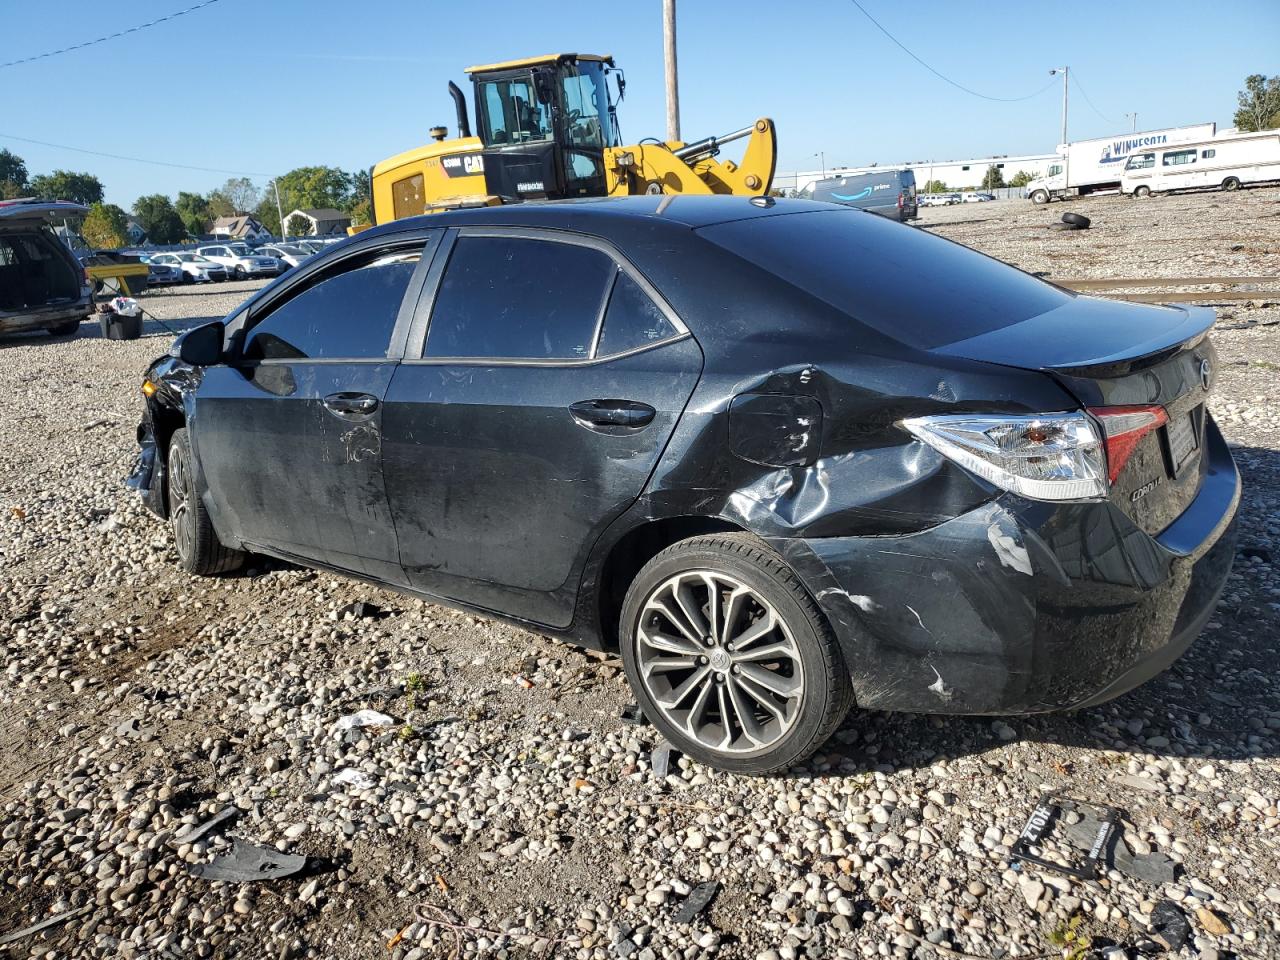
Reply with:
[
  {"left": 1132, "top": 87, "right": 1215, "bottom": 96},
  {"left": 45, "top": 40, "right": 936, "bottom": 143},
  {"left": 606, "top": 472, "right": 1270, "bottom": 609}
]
[
  {"left": 1087, "top": 405, "right": 1168, "bottom": 483},
  {"left": 897, "top": 191, "right": 904, "bottom": 208}
]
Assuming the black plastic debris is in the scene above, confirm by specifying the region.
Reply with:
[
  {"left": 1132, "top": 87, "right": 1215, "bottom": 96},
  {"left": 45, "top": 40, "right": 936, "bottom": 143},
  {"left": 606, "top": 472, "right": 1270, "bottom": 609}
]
[
  {"left": 651, "top": 740, "right": 677, "bottom": 779},
  {"left": 1012, "top": 794, "right": 1121, "bottom": 880},
  {"left": 1149, "top": 900, "right": 1191, "bottom": 951},
  {"left": 188, "top": 840, "right": 306, "bottom": 882},
  {"left": 337, "top": 601, "right": 383, "bottom": 619},
  {"left": 620, "top": 703, "right": 647, "bottom": 726},
  {"left": 673, "top": 881, "right": 720, "bottom": 924},
  {"left": 1062, "top": 817, "right": 1176, "bottom": 885}
]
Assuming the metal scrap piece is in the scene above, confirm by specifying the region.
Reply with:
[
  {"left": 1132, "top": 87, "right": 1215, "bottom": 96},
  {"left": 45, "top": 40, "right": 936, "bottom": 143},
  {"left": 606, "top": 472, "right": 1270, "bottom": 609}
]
[
  {"left": 672, "top": 881, "right": 720, "bottom": 924},
  {"left": 173, "top": 806, "right": 240, "bottom": 844},
  {"left": 0, "top": 906, "right": 91, "bottom": 946},
  {"left": 188, "top": 840, "right": 306, "bottom": 882}
]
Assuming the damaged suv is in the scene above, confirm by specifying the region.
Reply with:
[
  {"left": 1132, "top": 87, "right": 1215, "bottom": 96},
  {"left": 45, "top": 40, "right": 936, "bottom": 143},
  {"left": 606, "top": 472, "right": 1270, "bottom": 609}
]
[
  {"left": 127, "top": 196, "right": 1239, "bottom": 774},
  {"left": 0, "top": 199, "right": 92, "bottom": 338}
]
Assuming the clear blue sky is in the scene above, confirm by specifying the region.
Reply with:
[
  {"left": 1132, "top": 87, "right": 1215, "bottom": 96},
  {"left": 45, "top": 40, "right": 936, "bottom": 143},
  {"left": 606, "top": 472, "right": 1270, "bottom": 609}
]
[{"left": 3, "top": 0, "right": 1276, "bottom": 207}]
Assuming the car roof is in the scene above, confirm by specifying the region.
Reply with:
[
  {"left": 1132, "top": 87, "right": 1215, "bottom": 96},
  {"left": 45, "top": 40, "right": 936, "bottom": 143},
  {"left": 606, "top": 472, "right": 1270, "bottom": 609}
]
[{"left": 358, "top": 195, "right": 839, "bottom": 244}]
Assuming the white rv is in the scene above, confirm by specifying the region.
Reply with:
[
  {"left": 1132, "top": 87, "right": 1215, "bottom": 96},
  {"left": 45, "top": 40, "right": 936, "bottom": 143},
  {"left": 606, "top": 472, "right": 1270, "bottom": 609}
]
[{"left": 1121, "top": 132, "right": 1280, "bottom": 197}]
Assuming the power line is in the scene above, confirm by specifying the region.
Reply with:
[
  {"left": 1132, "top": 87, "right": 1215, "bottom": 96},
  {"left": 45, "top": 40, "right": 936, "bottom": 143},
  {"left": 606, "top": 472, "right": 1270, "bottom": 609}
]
[
  {"left": 1071, "top": 72, "right": 1116, "bottom": 125},
  {"left": 0, "top": 0, "right": 223, "bottom": 69},
  {"left": 844, "top": 0, "right": 1058, "bottom": 103},
  {"left": 0, "top": 132, "right": 270, "bottom": 178}
]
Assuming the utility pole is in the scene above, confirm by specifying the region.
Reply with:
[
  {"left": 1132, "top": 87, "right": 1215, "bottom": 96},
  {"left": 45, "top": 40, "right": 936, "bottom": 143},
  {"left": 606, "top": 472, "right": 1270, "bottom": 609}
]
[
  {"left": 1125, "top": 112, "right": 1138, "bottom": 133},
  {"left": 1049, "top": 66, "right": 1069, "bottom": 146},
  {"left": 272, "top": 180, "right": 285, "bottom": 239},
  {"left": 663, "top": 0, "right": 680, "bottom": 142}
]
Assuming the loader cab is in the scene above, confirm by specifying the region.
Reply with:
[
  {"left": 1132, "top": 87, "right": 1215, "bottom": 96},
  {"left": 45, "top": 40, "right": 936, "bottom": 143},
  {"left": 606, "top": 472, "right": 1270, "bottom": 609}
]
[{"left": 467, "top": 54, "right": 621, "bottom": 202}]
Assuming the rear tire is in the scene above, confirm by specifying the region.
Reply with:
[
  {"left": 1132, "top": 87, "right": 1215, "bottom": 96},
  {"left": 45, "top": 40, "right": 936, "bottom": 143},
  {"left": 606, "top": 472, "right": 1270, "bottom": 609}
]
[
  {"left": 167, "top": 427, "right": 245, "bottom": 576},
  {"left": 1222, "top": 177, "right": 1241, "bottom": 192},
  {"left": 46, "top": 320, "right": 80, "bottom": 336},
  {"left": 1134, "top": 185, "right": 1151, "bottom": 198},
  {"left": 619, "top": 533, "right": 852, "bottom": 774},
  {"left": 1030, "top": 189, "right": 1049, "bottom": 205}
]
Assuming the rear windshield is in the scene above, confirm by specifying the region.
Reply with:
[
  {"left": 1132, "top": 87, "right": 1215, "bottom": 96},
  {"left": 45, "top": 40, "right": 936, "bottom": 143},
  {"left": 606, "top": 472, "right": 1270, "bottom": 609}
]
[{"left": 699, "top": 209, "right": 1069, "bottom": 349}]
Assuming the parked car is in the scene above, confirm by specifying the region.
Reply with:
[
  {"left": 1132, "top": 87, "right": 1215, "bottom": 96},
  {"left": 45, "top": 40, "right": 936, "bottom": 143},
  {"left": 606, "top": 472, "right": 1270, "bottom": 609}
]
[
  {"left": 149, "top": 252, "right": 228, "bottom": 283},
  {"left": 961, "top": 192, "right": 990, "bottom": 203},
  {"left": 127, "top": 196, "right": 1239, "bottom": 774},
  {"left": 137, "top": 254, "right": 184, "bottom": 286},
  {"left": 0, "top": 199, "right": 92, "bottom": 338},
  {"left": 255, "top": 243, "right": 311, "bottom": 269},
  {"left": 195, "top": 243, "right": 284, "bottom": 279},
  {"left": 918, "top": 193, "right": 961, "bottom": 207}
]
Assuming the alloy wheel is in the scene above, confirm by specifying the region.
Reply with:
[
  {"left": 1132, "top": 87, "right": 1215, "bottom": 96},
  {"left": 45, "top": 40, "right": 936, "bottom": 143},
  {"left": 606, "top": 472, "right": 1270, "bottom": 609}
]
[
  {"left": 634, "top": 570, "right": 804, "bottom": 754},
  {"left": 169, "top": 448, "right": 194, "bottom": 564}
]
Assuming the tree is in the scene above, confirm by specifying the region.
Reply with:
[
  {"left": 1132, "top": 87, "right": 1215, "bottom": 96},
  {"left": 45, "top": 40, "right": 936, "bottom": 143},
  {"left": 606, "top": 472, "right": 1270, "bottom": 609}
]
[
  {"left": 29, "top": 170, "right": 104, "bottom": 205},
  {"left": 254, "top": 196, "right": 282, "bottom": 237},
  {"left": 81, "top": 202, "right": 129, "bottom": 249},
  {"left": 1235, "top": 74, "right": 1280, "bottom": 132},
  {"left": 347, "top": 168, "right": 371, "bottom": 211},
  {"left": 348, "top": 197, "right": 372, "bottom": 227},
  {"left": 212, "top": 176, "right": 260, "bottom": 215},
  {"left": 1008, "top": 170, "right": 1036, "bottom": 188},
  {"left": 0, "top": 148, "right": 28, "bottom": 198},
  {"left": 133, "top": 194, "right": 187, "bottom": 244},
  {"left": 284, "top": 212, "right": 313, "bottom": 236},
  {"left": 921, "top": 179, "right": 948, "bottom": 194},
  {"left": 980, "top": 165, "right": 1005, "bottom": 190},
  {"left": 274, "top": 166, "right": 352, "bottom": 214},
  {"left": 176, "top": 191, "right": 212, "bottom": 237}
]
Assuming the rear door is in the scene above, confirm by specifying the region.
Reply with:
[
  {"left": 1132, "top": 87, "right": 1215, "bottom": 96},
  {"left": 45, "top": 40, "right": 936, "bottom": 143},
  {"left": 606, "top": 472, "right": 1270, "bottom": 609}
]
[
  {"left": 195, "top": 232, "right": 438, "bottom": 581},
  {"left": 381, "top": 227, "right": 702, "bottom": 627}
]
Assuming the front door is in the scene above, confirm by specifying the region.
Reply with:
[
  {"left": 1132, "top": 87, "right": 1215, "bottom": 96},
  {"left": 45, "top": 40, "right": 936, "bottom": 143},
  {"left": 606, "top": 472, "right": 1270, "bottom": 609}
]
[
  {"left": 195, "top": 237, "right": 435, "bottom": 582},
  {"left": 381, "top": 229, "right": 702, "bottom": 626}
]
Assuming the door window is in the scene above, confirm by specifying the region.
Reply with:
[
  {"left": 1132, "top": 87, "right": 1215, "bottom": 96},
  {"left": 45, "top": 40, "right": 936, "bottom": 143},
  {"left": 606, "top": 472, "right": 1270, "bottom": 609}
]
[
  {"left": 424, "top": 236, "right": 614, "bottom": 360},
  {"left": 243, "top": 249, "right": 420, "bottom": 361},
  {"left": 1125, "top": 153, "right": 1155, "bottom": 170},
  {"left": 1047, "top": 164, "right": 1063, "bottom": 177},
  {"left": 477, "top": 77, "right": 552, "bottom": 146},
  {"left": 595, "top": 272, "right": 679, "bottom": 357}
]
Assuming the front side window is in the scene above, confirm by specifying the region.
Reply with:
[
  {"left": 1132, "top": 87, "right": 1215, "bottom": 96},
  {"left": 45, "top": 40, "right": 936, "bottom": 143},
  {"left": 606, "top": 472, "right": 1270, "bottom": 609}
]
[
  {"left": 477, "top": 76, "right": 552, "bottom": 146},
  {"left": 425, "top": 237, "right": 614, "bottom": 360},
  {"left": 243, "top": 249, "right": 420, "bottom": 362},
  {"left": 1125, "top": 153, "right": 1155, "bottom": 170},
  {"left": 1162, "top": 150, "right": 1196, "bottom": 167}
]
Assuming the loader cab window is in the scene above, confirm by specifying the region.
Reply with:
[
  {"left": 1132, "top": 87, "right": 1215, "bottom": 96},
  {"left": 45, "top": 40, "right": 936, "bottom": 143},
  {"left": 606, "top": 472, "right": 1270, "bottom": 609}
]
[
  {"left": 557, "top": 60, "right": 613, "bottom": 194},
  {"left": 477, "top": 76, "right": 552, "bottom": 146}
]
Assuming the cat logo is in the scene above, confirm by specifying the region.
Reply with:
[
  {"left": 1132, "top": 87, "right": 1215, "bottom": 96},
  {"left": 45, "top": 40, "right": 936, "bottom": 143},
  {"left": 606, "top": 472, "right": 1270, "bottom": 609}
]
[{"left": 440, "top": 153, "right": 485, "bottom": 178}]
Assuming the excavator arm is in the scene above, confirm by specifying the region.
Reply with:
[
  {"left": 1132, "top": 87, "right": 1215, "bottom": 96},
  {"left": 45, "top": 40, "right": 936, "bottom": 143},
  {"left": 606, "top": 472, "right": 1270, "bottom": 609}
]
[{"left": 606, "top": 118, "right": 777, "bottom": 196}]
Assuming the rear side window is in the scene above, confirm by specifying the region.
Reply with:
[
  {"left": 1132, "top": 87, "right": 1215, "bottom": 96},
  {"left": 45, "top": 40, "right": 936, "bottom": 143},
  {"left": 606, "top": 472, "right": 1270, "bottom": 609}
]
[
  {"left": 701, "top": 210, "right": 1070, "bottom": 350},
  {"left": 1202, "top": 148, "right": 1216, "bottom": 159},
  {"left": 243, "top": 250, "right": 419, "bottom": 361},
  {"left": 595, "top": 273, "right": 678, "bottom": 356},
  {"left": 424, "top": 237, "right": 614, "bottom": 359},
  {"left": 1162, "top": 150, "right": 1196, "bottom": 167}
]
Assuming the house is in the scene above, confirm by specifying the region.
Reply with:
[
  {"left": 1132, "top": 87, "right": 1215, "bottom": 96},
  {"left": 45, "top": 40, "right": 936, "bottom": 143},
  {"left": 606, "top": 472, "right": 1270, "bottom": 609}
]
[
  {"left": 211, "top": 215, "right": 270, "bottom": 241},
  {"left": 124, "top": 219, "right": 148, "bottom": 245},
  {"left": 282, "top": 208, "right": 351, "bottom": 236}
]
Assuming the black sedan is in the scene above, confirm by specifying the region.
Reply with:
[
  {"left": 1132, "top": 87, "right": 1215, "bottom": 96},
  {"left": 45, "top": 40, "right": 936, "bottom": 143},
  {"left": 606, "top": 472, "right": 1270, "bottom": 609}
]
[{"left": 127, "top": 196, "right": 1239, "bottom": 774}]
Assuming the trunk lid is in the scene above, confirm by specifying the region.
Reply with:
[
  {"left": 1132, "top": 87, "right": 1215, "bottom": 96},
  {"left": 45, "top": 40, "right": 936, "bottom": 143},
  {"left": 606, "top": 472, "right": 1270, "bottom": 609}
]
[{"left": 936, "top": 296, "right": 1217, "bottom": 534}]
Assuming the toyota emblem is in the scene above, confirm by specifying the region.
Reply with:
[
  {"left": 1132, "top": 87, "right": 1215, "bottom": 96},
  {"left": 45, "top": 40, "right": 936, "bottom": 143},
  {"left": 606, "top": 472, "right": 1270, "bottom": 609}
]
[{"left": 1199, "top": 358, "right": 1212, "bottom": 391}]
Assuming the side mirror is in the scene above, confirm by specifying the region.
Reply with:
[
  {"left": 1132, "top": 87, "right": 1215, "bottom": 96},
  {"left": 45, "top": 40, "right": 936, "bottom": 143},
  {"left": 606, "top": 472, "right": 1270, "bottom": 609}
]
[{"left": 176, "top": 321, "right": 224, "bottom": 366}]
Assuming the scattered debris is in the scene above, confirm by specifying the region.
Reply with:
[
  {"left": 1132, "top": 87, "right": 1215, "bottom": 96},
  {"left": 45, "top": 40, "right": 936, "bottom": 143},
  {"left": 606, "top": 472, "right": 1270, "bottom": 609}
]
[
  {"left": 333, "top": 709, "right": 396, "bottom": 731},
  {"left": 336, "top": 600, "right": 383, "bottom": 619},
  {"left": 115, "top": 717, "right": 155, "bottom": 741},
  {"left": 1195, "top": 907, "right": 1231, "bottom": 937},
  {"left": 0, "top": 906, "right": 92, "bottom": 947},
  {"left": 9, "top": 506, "right": 25, "bottom": 520},
  {"left": 188, "top": 840, "right": 306, "bottom": 882},
  {"left": 1061, "top": 816, "right": 1176, "bottom": 885},
  {"left": 174, "top": 805, "right": 240, "bottom": 844},
  {"left": 651, "top": 740, "right": 677, "bottom": 779},
  {"left": 332, "top": 768, "right": 376, "bottom": 790},
  {"left": 1149, "top": 901, "right": 1191, "bottom": 951},
  {"left": 672, "top": 881, "right": 720, "bottom": 924},
  {"left": 620, "top": 703, "right": 648, "bottom": 726},
  {"left": 1011, "top": 794, "right": 1120, "bottom": 880}
]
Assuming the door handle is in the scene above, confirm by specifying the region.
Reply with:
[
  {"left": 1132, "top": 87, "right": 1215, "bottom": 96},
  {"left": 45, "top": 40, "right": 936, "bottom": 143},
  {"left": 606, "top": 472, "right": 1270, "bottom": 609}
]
[
  {"left": 569, "top": 399, "right": 656, "bottom": 429},
  {"left": 323, "top": 392, "right": 379, "bottom": 419}
]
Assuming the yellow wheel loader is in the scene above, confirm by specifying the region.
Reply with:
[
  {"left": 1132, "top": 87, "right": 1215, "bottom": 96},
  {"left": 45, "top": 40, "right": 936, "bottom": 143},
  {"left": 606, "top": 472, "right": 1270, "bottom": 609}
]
[{"left": 365, "top": 53, "right": 776, "bottom": 226}]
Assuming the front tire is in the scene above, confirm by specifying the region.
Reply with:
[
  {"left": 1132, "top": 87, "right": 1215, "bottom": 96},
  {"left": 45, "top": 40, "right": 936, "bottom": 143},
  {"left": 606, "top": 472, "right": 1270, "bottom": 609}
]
[
  {"left": 620, "top": 533, "right": 852, "bottom": 774},
  {"left": 234, "top": 265, "right": 246, "bottom": 280},
  {"left": 167, "top": 427, "right": 245, "bottom": 576},
  {"left": 1030, "top": 189, "right": 1049, "bottom": 205}
]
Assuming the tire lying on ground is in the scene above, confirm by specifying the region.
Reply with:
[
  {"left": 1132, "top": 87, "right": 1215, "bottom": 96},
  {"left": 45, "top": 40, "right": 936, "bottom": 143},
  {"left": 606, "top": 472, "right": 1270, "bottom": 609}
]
[{"left": 1061, "top": 212, "right": 1091, "bottom": 228}]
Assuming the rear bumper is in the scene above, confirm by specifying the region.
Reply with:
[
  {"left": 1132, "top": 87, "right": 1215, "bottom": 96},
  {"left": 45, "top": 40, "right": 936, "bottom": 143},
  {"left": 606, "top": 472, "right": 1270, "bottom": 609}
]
[
  {"left": 781, "top": 418, "right": 1240, "bottom": 715},
  {"left": 0, "top": 301, "right": 90, "bottom": 335}
]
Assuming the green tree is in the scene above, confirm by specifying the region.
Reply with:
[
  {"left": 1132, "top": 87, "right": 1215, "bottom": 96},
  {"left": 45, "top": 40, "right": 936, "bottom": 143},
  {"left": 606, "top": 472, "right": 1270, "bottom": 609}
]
[
  {"left": 0, "top": 148, "right": 28, "bottom": 198},
  {"left": 211, "top": 176, "right": 260, "bottom": 214},
  {"left": 921, "top": 179, "right": 948, "bottom": 194},
  {"left": 347, "top": 168, "right": 371, "bottom": 210},
  {"left": 1008, "top": 170, "right": 1036, "bottom": 188},
  {"left": 980, "top": 165, "right": 1005, "bottom": 190},
  {"left": 29, "top": 170, "right": 104, "bottom": 205},
  {"left": 81, "top": 202, "right": 129, "bottom": 249},
  {"left": 284, "top": 211, "right": 313, "bottom": 236},
  {"left": 255, "top": 196, "right": 282, "bottom": 237},
  {"left": 275, "top": 166, "right": 353, "bottom": 213},
  {"left": 132, "top": 194, "right": 187, "bottom": 244},
  {"left": 1235, "top": 74, "right": 1280, "bottom": 132},
  {"left": 175, "top": 191, "right": 212, "bottom": 237},
  {"left": 348, "top": 196, "right": 372, "bottom": 227}
]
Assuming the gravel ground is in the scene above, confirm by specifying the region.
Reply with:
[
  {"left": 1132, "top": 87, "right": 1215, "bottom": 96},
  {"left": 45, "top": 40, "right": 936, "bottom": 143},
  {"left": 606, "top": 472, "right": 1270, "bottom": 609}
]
[{"left": 1, "top": 190, "right": 1278, "bottom": 960}]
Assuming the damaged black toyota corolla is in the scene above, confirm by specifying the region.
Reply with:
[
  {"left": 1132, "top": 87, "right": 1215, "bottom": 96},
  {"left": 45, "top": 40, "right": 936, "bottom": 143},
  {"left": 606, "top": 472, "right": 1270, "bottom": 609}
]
[{"left": 127, "top": 196, "right": 1239, "bottom": 774}]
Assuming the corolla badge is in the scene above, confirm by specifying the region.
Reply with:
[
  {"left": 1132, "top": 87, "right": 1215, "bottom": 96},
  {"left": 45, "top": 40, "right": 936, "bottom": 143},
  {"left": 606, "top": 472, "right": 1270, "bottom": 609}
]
[{"left": 1199, "top": 358, "right": 1212, "bottom": 391}]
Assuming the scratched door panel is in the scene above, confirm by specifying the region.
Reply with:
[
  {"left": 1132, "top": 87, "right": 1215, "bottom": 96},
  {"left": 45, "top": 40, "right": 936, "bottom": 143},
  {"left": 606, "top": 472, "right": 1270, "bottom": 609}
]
[{"left": 196, "top": 361, "right": 403, "bottom": 582}]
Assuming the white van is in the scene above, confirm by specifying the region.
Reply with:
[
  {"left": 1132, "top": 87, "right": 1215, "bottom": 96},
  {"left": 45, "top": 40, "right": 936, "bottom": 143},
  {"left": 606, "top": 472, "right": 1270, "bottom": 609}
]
[{"left": 1121, "top": 132, "right": 1280, "bottom": 197}]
